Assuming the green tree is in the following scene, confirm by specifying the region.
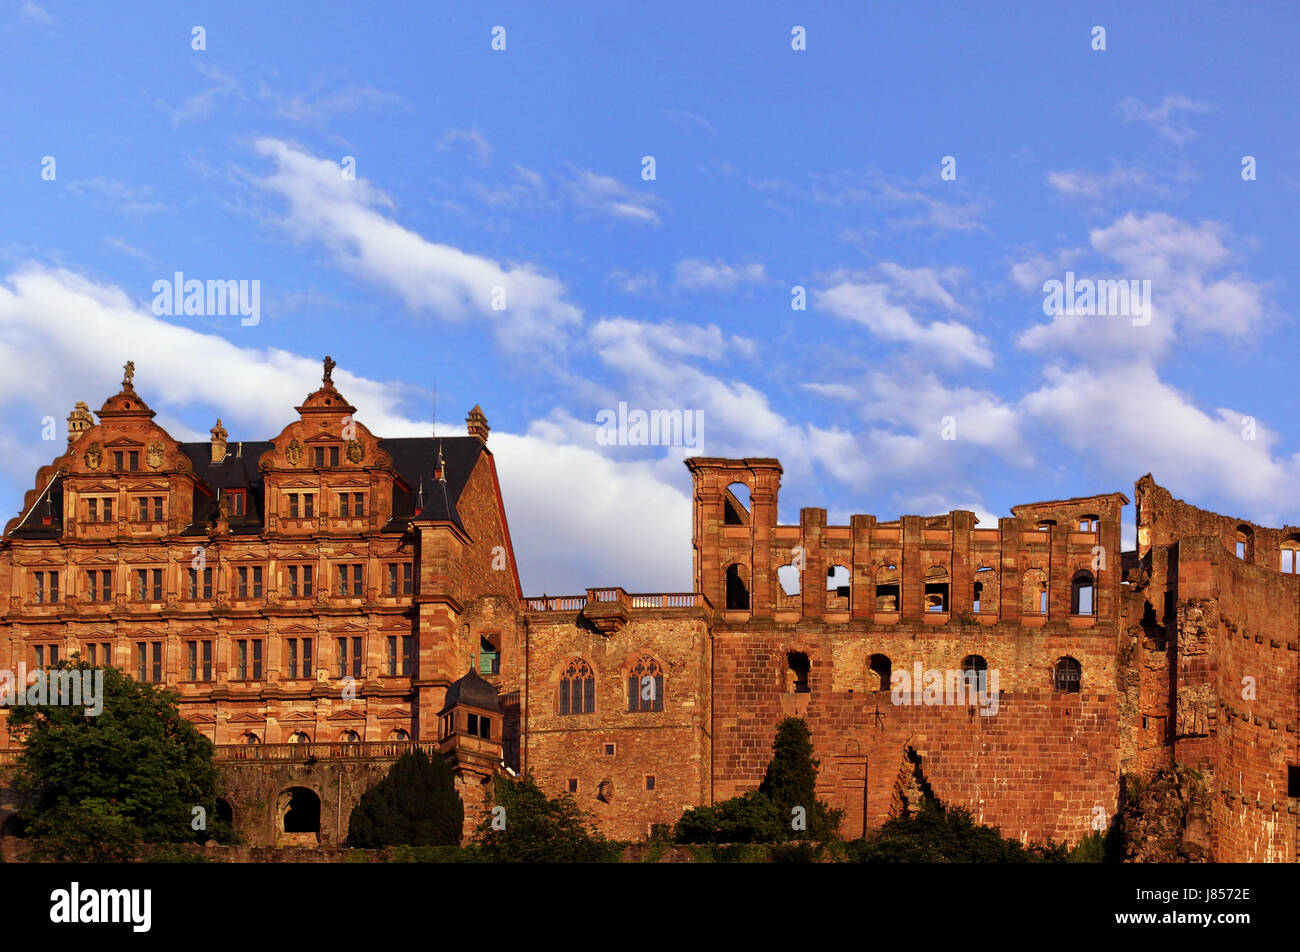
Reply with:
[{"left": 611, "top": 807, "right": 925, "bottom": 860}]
[
  {"left": 757, "top": 717, "right": 842, "bottom": 840},
  {"left": 473, "top": 773, "right": 620, "bottom": 862},
  {"left": 674, "top": 790, "right": 785, "bottom": 844},
  {"left": 848, "top": 797, "right": 1067, "bottom": 863},
  {"left": 9, "top": 661, "right": 229, "bottom": 858},
  {"left": 347, "top": 748, "right": 464, "bottom": 848}
]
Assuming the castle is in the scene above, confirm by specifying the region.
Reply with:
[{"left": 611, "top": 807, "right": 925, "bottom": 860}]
[{"left": 1, "top": 359, "right": 1297, "bottom": 860}]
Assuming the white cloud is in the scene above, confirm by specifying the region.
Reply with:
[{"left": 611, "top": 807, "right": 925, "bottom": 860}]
[
  {"left": 438, "top": 128, "right": 493, "bottom": 164},
  {"left": 815, "top": 279, "right": 993, "bottom": 367},
  {"left": 160, "top": 63, "right": 246, "bottom": 125},
  {"left": 67, "top": 178, "right": 168, "bottom": 216},
  {"left": 251, "top": 138, "right": 582, "bottom": 357},
  {"left": 1120, "top": 94, "right": 1213, "bottom": 146},
  {"left": 673, "top": 258, "right": 767, "bottom": 292},
  {"left": 562, "top": 169, "right": 661, "bottom": 225},
  {"left": 258, "top": 83, "right": 404, "bottom": 125}
]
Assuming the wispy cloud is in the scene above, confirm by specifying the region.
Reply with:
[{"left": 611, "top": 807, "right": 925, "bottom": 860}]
[
  {"left": 159, "top": 62, "right": 246, "bottom": 125},
  {"left": 1120, "top": 94, "right": 1213, "bottom": 146},
  {"left": 67, "top": 178, "right": 168, "bottom": 216},
  {"left": 673, "top": 259, "right": 767, "bottom": 293},
  {"left": 438, "top": 128, "right": 493, "bottom": 164},
  {"left": 562, "top": 168, "right": 662, "bottom": 225},
  {"left": 258, "top": 82, "right": 404, "bottom": 125}
]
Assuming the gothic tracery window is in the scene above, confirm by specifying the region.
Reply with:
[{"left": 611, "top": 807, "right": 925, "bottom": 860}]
[
  {"left": 559, "top": 658, "right": 595, "bottom": 715},
  {"left": 627, "top": 655, "right": 664, "bottom": 712}
]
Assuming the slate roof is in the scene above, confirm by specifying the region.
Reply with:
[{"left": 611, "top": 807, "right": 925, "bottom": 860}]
[{"left": 440, "top": 667, "right": 501, "bottom": 714}]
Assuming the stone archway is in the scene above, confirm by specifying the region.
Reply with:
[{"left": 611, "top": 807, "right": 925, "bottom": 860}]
[{"left": 275, "top": 787, "right": 321, "bottom": 846}]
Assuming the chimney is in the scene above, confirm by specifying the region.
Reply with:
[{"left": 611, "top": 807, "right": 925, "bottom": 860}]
[
  {"left": 210, "top": 419, "right": 228, "bottom": 464},
  {"left": 466, "top": 405, "right": 490, "bottom": 443},
  {"left": 66, "top": 401, "right": 93, "bottom": 445}
]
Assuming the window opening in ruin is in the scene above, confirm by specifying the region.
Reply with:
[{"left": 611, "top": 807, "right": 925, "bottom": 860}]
[
  {"left": 924, "top": 566, "right": 949, "bottom": 613},
  {"left": 1071, "top": 570, "right": 1095, "bottom": 615},
  {"left": 973, "top": 566, "right": 996, "bottom": 613},
  {"left": 1037, "top": 520, "right": 1055, "bottom": 531},
  {"left": 725, "top": 563, "right": 750, "bottom": 610},
  {"left": 1054, "top": 657, "right": 1082, "bottom": 693},
  {"left": 786, "top": 651, "right": 810, "bottom": 694},
  {"left": 826, "top": 564, "right": 850, "bottom": 610},
  {"left": 777, "top": 563, "right": 801, "bottom": 597},
  {"left": 1283, "top": 538, "right": 1300, "bottom": 574},
  {"left": 869, "top": 654, "right": 892, "bottom": 692},
  {"left": 1236, "top": 525, "right": 1253, "bottom": 561},
  {"left": 1078, "top": 515, "right": 1099, "bottom": 532},
  {"left": 723, "top": 482, "right": 750, "bottom": 526},
  {"left": 961, "top": 655, "right": 988, "bottom": 694},
  {"left": 875, "top": 564, "right": 899, "bottom": 612},
  {"left": 1289, "top": 766, "right": 1300, "bottom": 799},
  {"left": 281, "top": 788, "right": 320, "bottom": 834}
]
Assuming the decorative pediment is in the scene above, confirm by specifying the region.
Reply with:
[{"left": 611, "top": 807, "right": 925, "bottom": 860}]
[
  {"left": 227, "top": 711, "right": 267, "bottom": 724},
  {"left": 376, "top": 708, "right": 411, "bottom": 719},
  {"left": 20, "top": 555, "right": 67, "bottom": 567},
  {"left": 278, "top": 710, "right": 317, "bottom": 722},
  {"left": 185, "top": 712, "right": 217, "bottom": 724},
  {"left": 276, "top": 623, "right": 318, "bottom": 635},
  {"left": 327, "top": 708, "right": 366, "bottom": 720}
]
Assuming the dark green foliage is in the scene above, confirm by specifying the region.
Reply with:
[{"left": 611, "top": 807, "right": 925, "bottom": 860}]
[
  {"left": 347, "top": 748, "right": 464, "bottom": 848},
  {"left": 388, "top": 844, "right": 482, "bottom": 863},
  {"left": 758, "top": 717, "right": 842, "bottom": 840},
  {"left": 848, "top": 797, "right": 1070, "bottom": 863},
  {"left": 674, "top": 790, "right": 785, "bottom": 844},
  {"left": 473, "top": 773, "right": 621, "bottom": 862},
  {"left": 9, "top": 661, "right": 228, "bottom": 858}
]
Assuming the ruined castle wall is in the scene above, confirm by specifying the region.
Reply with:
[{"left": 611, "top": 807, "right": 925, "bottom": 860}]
[
  {"left": 712, "top": 621, "right": 1118, "bottom": 845},
  {"left": 520, "top": 611, "right": 711, "bottom": 841}
]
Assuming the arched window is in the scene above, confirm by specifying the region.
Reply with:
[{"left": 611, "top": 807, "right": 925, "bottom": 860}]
[
  {"left": 1022, "top": 568, "right": 1048, "bottom": 614},
  {"left": 826, "top": 564, "right": 850, "bottom": 610},
  {"left": 339, "top": 729, "right": 360, "bottom": 743},
  {"left": 559, "top": 658, "right": 595, "bottom": 715},
  {"left": 924, "top": 566, "right": 949, "bottom": 612},
  {"left": 869, "top": 654, "right": 891, "bottom": 692},
  {"left": 1236, "top": 525, "right": 1253, "bottom": 561},
  {"left": 723, "top": 483, "right": 750, "bottom": 526},
  {"left": 776, "top": 562, "right": 801, "bottom": 598},
  {"left": 875, "top": 564, "right": 900, "bottom": 612},
  {"left": 1054, "top": 657, "right": 1082, "bottom": 693},
  {"left": 241, "top": 731, "right": 260, "bottom": 745},
  {"left": 1071, "top": 570, "right": 1095, "bottom": 615},
  {"left": 725, "top": 563, "right": 750, "bottom": 610},
  {"left": 388, "top": 728, "right": 410, "bottom": 741},
  {"left": 288, "top": 731, "right": 310, "bottom": 744},
  {"left": 479, "top": 634, "right": 500, "bottom": 675},
  {"left": 1283, "top": 537, "right": 1300, "bottom": 574},
  {"left": 961, "top": 655, "right": 988, "bottom": 693},
  {"left": 786, "top": 651, "right": 810, "bottom": 693},
  {"left": 973, "top": 566, "right": 997, "bottom": 613},
  {"left": 627, "top": 655, "right": 664, "bottom": 712}
]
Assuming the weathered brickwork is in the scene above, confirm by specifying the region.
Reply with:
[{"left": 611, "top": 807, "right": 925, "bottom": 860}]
[{"left": 2, "top": 362, "right": 1298, "bottom": 858}]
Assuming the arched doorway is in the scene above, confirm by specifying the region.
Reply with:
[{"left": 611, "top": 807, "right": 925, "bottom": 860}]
[{"left": 275, "top": 787, "right": 321, "bottom": 846}]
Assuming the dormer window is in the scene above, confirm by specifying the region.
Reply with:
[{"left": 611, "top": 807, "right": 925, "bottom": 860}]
[{"left": 226, "top": 489, "right": 246, "bottom": 517}]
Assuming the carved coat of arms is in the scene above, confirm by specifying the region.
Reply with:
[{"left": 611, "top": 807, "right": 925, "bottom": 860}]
[
  {"left": 346, "top": 439, "right": 365, "bottom": 463},
  {"left": 84, "top": 442, "right": 103, "bottom": 470},
  {"left": 147, "top": 441, "right": 165, "bottom": 469},
  {"left": 285, "top": 438, "right": 303, "bottom": 466}
]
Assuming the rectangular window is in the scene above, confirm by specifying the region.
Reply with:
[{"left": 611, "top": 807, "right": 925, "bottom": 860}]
[
  {"left": 33, "top": 571, "right": 60, "bottom": 604},
  {"left": 186, "top": 568, "right": 213, "bottom": 599},
  {"left": 337, "top": 636, "right": 363, "bottom": 679},
  {"left": 153, "top": 496, "right": 163, "bottom": 521},
  {"left": 339, "top": 493, "right": 349, "bottom": 517},
  {"left": 87, "top": 642, "right": 112, "bottom": 666},
  {"left": 227, "top": 489, "right": 245, "bottom": 517},
  {"left": 386, "top": 635, "right": 414, "bottom": 676},
  {"left": 103, "top": 498, "right": 113, "bottom": 522},
  {"left": 646, "top": 776, "right": 656, "bottom": 791},
  {"left": 313, "top": 446, "right": 325, "bottom": 468},
  {"left": 113, "top": 451, "right": 124, "bottom": 472},
  {"left": 467, "top": 713, "right": 479, "bottom": 735},
  {"left": 136, "top": 569, "right": 148, "bottom": 601},
  {"left": 287, "top": 564, "right": 314, "bottom": 597},
  {"left": 234, "top": 639, "right": 263, "bottom": 680},
  {"left": 385, "top": 562, "right": 413, "bottom": 596},
  {"left": 129, "top": 451, "right": 139, "bottom": 472},
  {"left": 353, "top": 493, "right": 364, "bottom": 517},
  {"left": 34, "top": 644, "right": 59, "bottom": 668},
  {"left": 303, "top": 494, "right": 314, "bottom": 518},
  {"left": 336, "top": 564, "right": 364, "bottom": 597},
  {"left": 479, "top": 716, "right": 490, "bottom": 739},
  {"left": 568, "top": 779, "right": 578, "bottom": 794},
  {"left": 135, "top": 641, "right": 162, "bottom": 682},
  {"left": 288, "top": 494, "right": 299, "bottom": 519},
  {"left": 330, "top": 446, "right": 340, "bottom": 467},
  {"left": 185, "top": 640, "right": 213, "bottom": 681},
  {"left": 87, "top": 498, "right": 97, "bottom": 522}
]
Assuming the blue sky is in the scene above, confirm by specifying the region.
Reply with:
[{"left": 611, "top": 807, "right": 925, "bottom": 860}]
[{"left": 1, "top": 0, "right": 1298, "bottom": 592}]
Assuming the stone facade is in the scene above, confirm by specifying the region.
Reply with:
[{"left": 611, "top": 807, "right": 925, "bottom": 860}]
[{"left": 1, "top": 362, "right": 1298, "bottom": 859}]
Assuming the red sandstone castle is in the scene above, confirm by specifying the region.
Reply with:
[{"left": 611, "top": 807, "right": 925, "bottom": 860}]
[{"left": 1, "top": 359, "right": 1296, "bottom": 860}]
